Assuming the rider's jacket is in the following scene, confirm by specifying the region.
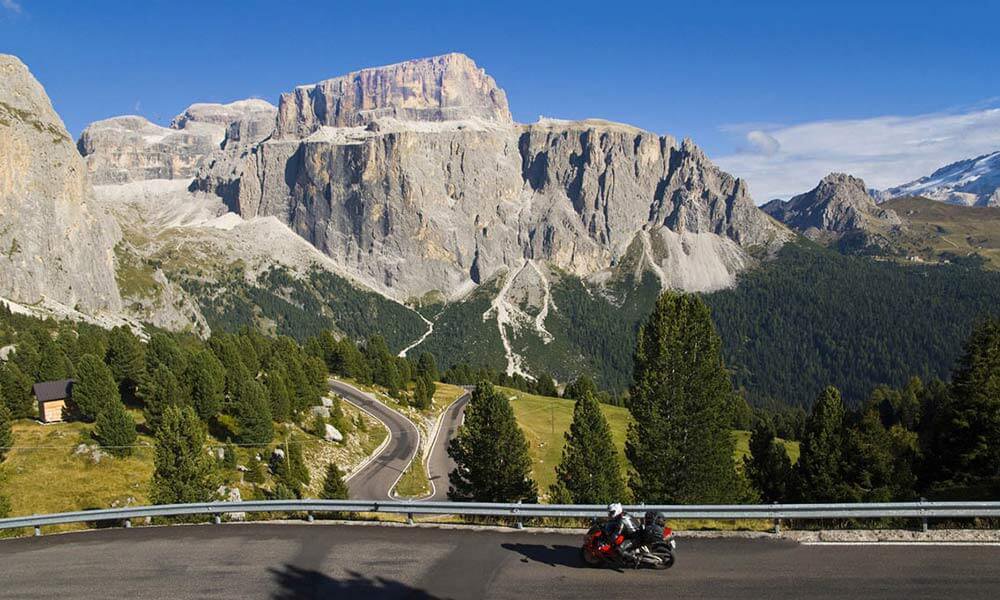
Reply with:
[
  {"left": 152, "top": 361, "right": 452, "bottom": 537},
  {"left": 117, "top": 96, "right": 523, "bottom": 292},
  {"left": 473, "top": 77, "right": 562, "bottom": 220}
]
[{"left": 604, "top": 512, "right": 639, "bottom": 541}]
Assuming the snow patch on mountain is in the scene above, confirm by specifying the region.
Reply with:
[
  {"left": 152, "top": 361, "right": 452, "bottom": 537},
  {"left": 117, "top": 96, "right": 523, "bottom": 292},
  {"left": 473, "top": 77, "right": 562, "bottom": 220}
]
[{"left": 883, "top": 151, "right": 1000, "bottom": 207}]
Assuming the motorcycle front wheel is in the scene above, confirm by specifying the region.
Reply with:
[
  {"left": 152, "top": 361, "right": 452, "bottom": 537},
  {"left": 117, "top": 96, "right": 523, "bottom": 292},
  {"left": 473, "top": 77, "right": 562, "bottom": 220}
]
[{"left": 649, "top": 543, "right": 676, "bottom": 569}]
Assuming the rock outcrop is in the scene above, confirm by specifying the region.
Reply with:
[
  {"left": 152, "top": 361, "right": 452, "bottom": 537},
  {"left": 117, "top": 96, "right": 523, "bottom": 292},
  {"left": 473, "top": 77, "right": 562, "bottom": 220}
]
[
  {"left": 763, "top": 173, "right": 901, "bottom": 243},
  {"left": 275, "top": 53, "right": 511, "bottom": 138},
  {"left": 0, "top": 54, "right": 122, "bottom": 313},
  {"left": 78, "top": 100, "right": 276, "bottom": 184},
  {"left": 191, "top": 54, "right": 788, "bottom": 299},
  {"left": 882, "top": 151, "right": 1000, "bottom": 207}
]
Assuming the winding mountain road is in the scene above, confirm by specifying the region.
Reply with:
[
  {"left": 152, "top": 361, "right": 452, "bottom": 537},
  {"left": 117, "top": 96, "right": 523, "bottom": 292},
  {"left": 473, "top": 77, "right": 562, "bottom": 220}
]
[
  {"left": 331, "top": 380, "right": 420, "bottom": 500},
  {"left": 2, "top": 524, "right": 998, "bottom": 599}
]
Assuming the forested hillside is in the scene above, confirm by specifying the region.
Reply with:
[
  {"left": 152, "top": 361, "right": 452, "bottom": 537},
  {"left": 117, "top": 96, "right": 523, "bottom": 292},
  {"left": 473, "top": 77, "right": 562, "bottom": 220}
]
[{"left": 705, "top": 240, "right": 1000, "bottom": 407}]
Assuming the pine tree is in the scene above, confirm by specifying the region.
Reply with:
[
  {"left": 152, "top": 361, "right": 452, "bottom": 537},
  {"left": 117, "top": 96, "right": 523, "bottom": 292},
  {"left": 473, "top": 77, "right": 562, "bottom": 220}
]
[
  {"left": 143, "top": 364, "right": 184, "bottom": 431},
  {"left": 265, "top": 367, "right": 292, "bottom": 423},
  {"left": 151, "top": 406, "right": 217, "bottom": 504},
  {"left": 231, "top": 378, "right": 273, "bottom": 445},
  {"left": 93, "top": 400, "right": 138, "bottom": 458},
  {"left": 551, "top": 391, "right": 625, "bottom": 504},
  {"left": 73, "top": 354, "right": 120, "bottom": 422},
  {"left": 932, "top": 318, "right": 1000, "bottom": 489},
  {"left": 533, "top": 372, "right": 558, "bottom": 397},
  {"left": 744, "top": 420, "right": 793, "bottom": 503},
  {"left": 795, "top": 386, "right": 849, "bottom": 501},
  {"left": 447, "top": 382, "right": 537, "bottom": 502},
  {"left": 842, "top": 406, "right": 916, "bottom": 502},
  {"left": 36, "top": 341, "right": 72, "bottom": 381},
  {"left": 626, "top": 292, "right": 741, "bottom": 503},
  {"left": 105, "top": 326, "right": 146, "bottom": 404},
  {"left": 0, "top": 363, "right": 35, "bottom": 418},
  {"left": 320, "top": 462, "right": 349, "bottom": 499},
  {"left": 145, "top": 333, "right": 186, "bottom": 374},
  {"left": 271, "top": 440, "right": 310, "bottom": 497},
  {"left": 563, "top": 375, "right": 597, "bottom": 401},
  {"left": 0, "top": 403, "right": 13, "bottom": 463},
  {"left": 416, "top": 352, "right": 438, "bottom": 383},
  {"left": 183, "top": 349, "right": 225, "bottom": 421}
]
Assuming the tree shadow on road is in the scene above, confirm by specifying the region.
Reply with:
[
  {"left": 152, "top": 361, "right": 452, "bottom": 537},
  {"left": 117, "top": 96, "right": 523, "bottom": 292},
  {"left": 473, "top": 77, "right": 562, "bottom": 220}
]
[
  {"left": 270, "top": 564, "right": 448, "bottom": 600},
  {"left": 500, "top": 543, "right": 587, "bottom": 568}
]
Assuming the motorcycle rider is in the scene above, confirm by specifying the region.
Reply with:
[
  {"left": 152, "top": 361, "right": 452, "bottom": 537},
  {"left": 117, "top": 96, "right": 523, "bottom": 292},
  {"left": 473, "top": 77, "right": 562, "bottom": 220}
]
[{"left": 604, "top": 503, "right": 640, "bottom": 565}]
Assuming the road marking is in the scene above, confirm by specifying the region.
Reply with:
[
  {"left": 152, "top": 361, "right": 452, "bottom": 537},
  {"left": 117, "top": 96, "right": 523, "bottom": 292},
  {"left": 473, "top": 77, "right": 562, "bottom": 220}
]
[
  {"left": 802, "top": 541, "right": 1000, "bottom": 547},
  {"left": 338, "top": 392, "right": 392, "bottom": 483},
  {"left": 424, "top": 391, "right": 471, "bottom": 500}
]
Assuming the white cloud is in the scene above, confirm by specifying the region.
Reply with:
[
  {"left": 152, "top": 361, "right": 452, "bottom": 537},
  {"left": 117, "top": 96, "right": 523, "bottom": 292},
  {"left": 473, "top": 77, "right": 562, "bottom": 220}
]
[
  {"left": 1, "top": 0, "right": 22, "bottom": 14},
  {"left": 714, "top": 105, "right": 1000, "bottom": 203}
]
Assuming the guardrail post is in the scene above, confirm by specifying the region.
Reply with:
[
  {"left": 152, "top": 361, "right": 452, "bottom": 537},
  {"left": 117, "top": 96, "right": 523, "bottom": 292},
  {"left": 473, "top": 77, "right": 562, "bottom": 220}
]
[
  {"left": 213, "top": 514, "right": 221, "bottom": 525},
  {"left": 514, "top": 501, "right": 523, "bottom": 530},
  {"left": 773, "top": 501, "right": 781, "bottom": 535},
  {"left": 33, "top": 526, "right": 41, "bottom": 537},
  {"left": 407, "top": 512, "right": 414, "bottom": 526},
  {"left": 306, "top": 512, "right": 314, "bottom": 523},
  {"left": 920, "top": 497, "right": 928, "bottom": 533},
  {"left": 124, "top": 519, "right": 132, "bottom": 529}
]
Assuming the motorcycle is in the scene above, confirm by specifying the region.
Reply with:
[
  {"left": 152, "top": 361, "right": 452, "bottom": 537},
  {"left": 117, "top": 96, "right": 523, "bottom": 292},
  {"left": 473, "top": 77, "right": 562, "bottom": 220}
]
[{"left": 580, "top": 511, "right": 677, "bottom": 570}]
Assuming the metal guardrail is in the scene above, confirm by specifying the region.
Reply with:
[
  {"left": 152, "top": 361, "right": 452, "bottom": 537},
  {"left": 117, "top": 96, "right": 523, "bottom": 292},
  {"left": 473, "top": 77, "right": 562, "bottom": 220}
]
[{"left": 2, "top": 499, "right": 999, "bottom": 536}]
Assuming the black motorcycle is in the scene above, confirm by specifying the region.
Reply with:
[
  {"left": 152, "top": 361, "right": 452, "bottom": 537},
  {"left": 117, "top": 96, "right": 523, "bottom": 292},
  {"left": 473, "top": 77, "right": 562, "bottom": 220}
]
[{"left": 580, "top": 511, "right": 676, "bottom": 570}]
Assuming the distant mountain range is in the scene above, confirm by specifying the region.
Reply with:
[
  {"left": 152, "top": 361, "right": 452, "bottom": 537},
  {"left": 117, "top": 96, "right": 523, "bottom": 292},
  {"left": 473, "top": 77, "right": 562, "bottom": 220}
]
[{"left": 880, "top": 150, "right": 1000, "bottom": 207}]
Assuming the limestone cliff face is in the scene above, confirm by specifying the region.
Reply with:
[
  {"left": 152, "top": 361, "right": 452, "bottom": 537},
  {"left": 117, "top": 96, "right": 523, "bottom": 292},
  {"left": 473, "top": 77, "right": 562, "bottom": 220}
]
[
  {"left": 275, "top": 53, "right": 512, "bottom": 138},
  {"left": 188, "top": 53, "right": 789, "bottom": 299},
  {"left": 763, "top": 173, "right": 902, "bottom": 241},
  {"left": 0, "top": 54, "right": 122, "bottom": 312},
  {"left": 78, "top": 100, "right": 276, "bottom": 184}
]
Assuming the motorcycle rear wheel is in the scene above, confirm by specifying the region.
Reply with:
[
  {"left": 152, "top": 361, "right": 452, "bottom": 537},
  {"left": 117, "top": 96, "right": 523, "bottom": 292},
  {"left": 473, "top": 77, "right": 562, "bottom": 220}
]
[{"left": 580, "top": 547, "right": 602, "bottom": 567}]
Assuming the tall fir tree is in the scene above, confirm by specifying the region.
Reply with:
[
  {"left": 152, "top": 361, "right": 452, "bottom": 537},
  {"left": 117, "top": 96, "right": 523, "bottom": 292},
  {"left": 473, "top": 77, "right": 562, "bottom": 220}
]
[
  {"left": 626, "top": 292, "right": 742, "bottom": 503},
  {"left": 447, "top": 382, "right": 537, "bottom": 502},
  {"left": 105, "top": 326, "right": 146, "bottom": 404},
  {"left": 744, "top": 420, "right": 793, "bottom": 503},
  {"left": 183, "top": 349, "right": 225, "bottom": 421},
  {"left": 320, "top": 462, "right": 349, "bottom": 499},
  {"left": 151, "top": 406, "right": 217, "bottom": 504},
  {"left": 931, "top": 318, "right": 1000, "bottom": 489},
  {"left": 143, "top": 364, "right": 184, "bottom": 431},
  {"left": 795, "top": 386, "right": 849, "bottom": 502},
  {"left": 265, "top": 367, "right": 292, "bottom": 423},
  {"left": 93, "top": 400, "right": 138, "bottom": 458},
  {"left": 73, "top": 354, "right": 120, "bottom": 422},
  {"left": 231, "top": 378, "right": 273, "bottom": 445},
  {"left": 416, "top": 352, "right": 438, "bottom": 383},
  {"left": 0, "top": 363, "right": 35, "bottom": 418},
  {"left": 550, "top": 391, "right": 625, "bottom": 504}
]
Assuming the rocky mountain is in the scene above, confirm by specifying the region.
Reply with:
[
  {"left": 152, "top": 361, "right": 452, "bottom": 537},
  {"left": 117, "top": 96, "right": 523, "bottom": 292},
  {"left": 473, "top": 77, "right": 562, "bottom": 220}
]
[
  {"left": 0, "top": 54, "right": 122, "bottom": 316},
  {"left": 763, "top": 173, "right": 901, "bottom": 248},
  {"left": 69, "top": 52, "right": 791, "bottom": 383},
  {"left": 77, "top": 99, "right": 276, "bottom": 184},
  {"left": 882, "top": 151, "right": 1000, "bottom": 207}
]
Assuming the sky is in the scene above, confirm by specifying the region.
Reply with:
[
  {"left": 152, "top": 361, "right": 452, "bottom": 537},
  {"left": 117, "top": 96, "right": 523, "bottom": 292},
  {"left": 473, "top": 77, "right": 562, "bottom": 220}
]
[{"left": 2, "top": 0, "right": 999, "bottom": 201}]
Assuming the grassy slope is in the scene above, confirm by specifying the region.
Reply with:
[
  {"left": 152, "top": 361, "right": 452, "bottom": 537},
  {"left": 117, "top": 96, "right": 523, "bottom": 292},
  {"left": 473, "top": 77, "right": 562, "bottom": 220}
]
[
  {"left": 885, "top": 196, "right": 1000, "bottom": 268},
  {"left": 501, "top": 388, "right": 800, "bottom": 500}
]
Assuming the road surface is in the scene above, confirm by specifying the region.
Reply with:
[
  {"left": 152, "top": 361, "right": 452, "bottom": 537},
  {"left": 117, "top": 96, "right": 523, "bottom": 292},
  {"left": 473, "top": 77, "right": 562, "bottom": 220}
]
[
  {"left": 1, "top": 524, "right": 997, "bottom": 599},
  {"left": 426, "top": 390, "right": 471, "bottom": 500},
  {"left": 330, "top": 380, "right": 419, "bottom": 500}
]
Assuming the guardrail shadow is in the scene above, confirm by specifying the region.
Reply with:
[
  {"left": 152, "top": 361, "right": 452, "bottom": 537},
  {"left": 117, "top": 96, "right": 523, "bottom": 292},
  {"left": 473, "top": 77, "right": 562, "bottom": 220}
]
[
  {"left": 270, "top": 564, "right": 447, "bottom": 600},
  {"left": 500, "top": 543, "right": 585, "bottom": 568}
]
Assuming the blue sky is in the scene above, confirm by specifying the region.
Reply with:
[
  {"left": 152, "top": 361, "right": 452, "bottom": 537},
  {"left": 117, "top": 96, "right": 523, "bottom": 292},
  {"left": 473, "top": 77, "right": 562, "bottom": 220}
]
[{"left": 2, "top": 0, "right": 998, "bottom": 200}]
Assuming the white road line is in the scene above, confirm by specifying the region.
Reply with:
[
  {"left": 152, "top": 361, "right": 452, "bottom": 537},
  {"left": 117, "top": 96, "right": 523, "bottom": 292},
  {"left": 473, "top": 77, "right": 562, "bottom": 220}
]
[
  {"left": 423, "top": 391, "right": 471, "bottom": 500},
  {"left": 339, "top": 395, "right": 392, "bottom": 483},
  {"left": 802, "top": 541, "right": 1000, "bottom": 547}
]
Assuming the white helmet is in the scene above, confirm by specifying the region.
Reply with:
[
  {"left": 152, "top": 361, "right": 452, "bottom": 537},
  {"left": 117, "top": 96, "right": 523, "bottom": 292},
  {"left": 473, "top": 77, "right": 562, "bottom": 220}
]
[{"left": 607, "top": 502, "right": 623, "bottom": 518}]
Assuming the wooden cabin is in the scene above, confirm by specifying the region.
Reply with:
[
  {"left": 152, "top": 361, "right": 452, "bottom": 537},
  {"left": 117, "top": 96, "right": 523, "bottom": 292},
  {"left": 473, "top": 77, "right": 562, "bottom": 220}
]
[{"left": 33, "top": 379, "right": 74, "bottom": 423}]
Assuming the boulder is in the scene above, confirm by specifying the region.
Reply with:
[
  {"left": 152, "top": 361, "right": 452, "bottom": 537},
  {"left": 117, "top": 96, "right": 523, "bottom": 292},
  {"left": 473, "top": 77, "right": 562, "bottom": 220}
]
[
  {"left": 324, "top": 424, "right": 343, "bottom": 442},
  {"left": 310, "top": 405, "right": 330, "bottom": 418}
]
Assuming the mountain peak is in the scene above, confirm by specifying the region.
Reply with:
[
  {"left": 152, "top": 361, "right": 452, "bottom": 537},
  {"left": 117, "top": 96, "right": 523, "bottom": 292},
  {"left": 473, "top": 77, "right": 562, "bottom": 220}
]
[
  {"left": 883, "top": 150, "right": 1000, "bottom": 207},
  {"left": 275, "top": 53, "right": 511, "bottom": 138}
]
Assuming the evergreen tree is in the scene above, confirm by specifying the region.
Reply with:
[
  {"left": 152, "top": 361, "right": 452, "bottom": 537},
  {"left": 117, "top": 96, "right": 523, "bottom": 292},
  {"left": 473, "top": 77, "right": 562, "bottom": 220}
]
[
  {"left": 0, "top": 403, "right": 12, "bottom": 463},
  {"left": 416, "top": 352, "right": 438, "bottom": 383},
  {"left": 0, "top": 363, "right": 34, "bottom": 418},
  {"left": 271, "top": 440, "right": 310, "bottom": 496},
  {"left": 105, "top": 326, "right": 146, "bottom": 404},
  {"left": 151, "top": 406, "right": 217, "bottom": 504},
  {"left": 842, "top": 406, "right": 916, "bottom": 502},
  {"left": 183, "top": 349, "right": 225, "bottom": 421},
  {"left": 145, "top": 333, "right": 186, "bottom": 374},
  {"left": 231, "top": 378, "right": 273, "bottom": 445},
  {"left": 626, "top": 292, "right": 742, "bottom": 503},
  {"left": 36, "top": 340, "right": 72, "bottom": 381},
  {"left": 533, "top": 372, "right": 558, "bottom": 397},
  {"left": 563, "top": 374, "right": 597, "bottom": 401},
  {"left": 0, "top": 493, "right": 9, "bottom": 519},
  {"left": 143, "top": 364, "right": 184, "bottom": 431},
  {"left": 265, "top": 367, "right": 292, "bottom": 423},
  {"left": 744, "top": 420, "right": 793, "bottom": 503},
  {"left": 447, "top": 382, "right": 537, "bottom": 502},
  {"left": 320, "top": 462, "right": 349, "bottom": 499},
  {"left": 795, "top": 386, "right": 849, "bottom": 501},
  {"left": 11, "top": 337, "right": 40, "bottom": 382},
  {"left": 73, "top": 354, "right": 120, "bottom": 422},
  {"left": 551, "top": 391, "right": 624, "bottom": 504},
  {"left": 93, "top": 400, "right": 137, "bottom": 458},
  {"left": 942, "top": 318, "right": 1000, "bottom": 486},
  {"left": 222, "top": 442, "right": 238, "bottom": 470}
]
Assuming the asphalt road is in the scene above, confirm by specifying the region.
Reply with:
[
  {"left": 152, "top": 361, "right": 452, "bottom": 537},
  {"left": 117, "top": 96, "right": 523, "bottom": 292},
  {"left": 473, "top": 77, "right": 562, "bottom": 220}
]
[
  {"left": 330, "top": 380, "right": 419, "bottom": 500},
  {"left": 1, "top": 524, "right": 998, "bottom": 599},
  {"left": 426, "top": 391, "right": 471, "bottom": 500}
]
